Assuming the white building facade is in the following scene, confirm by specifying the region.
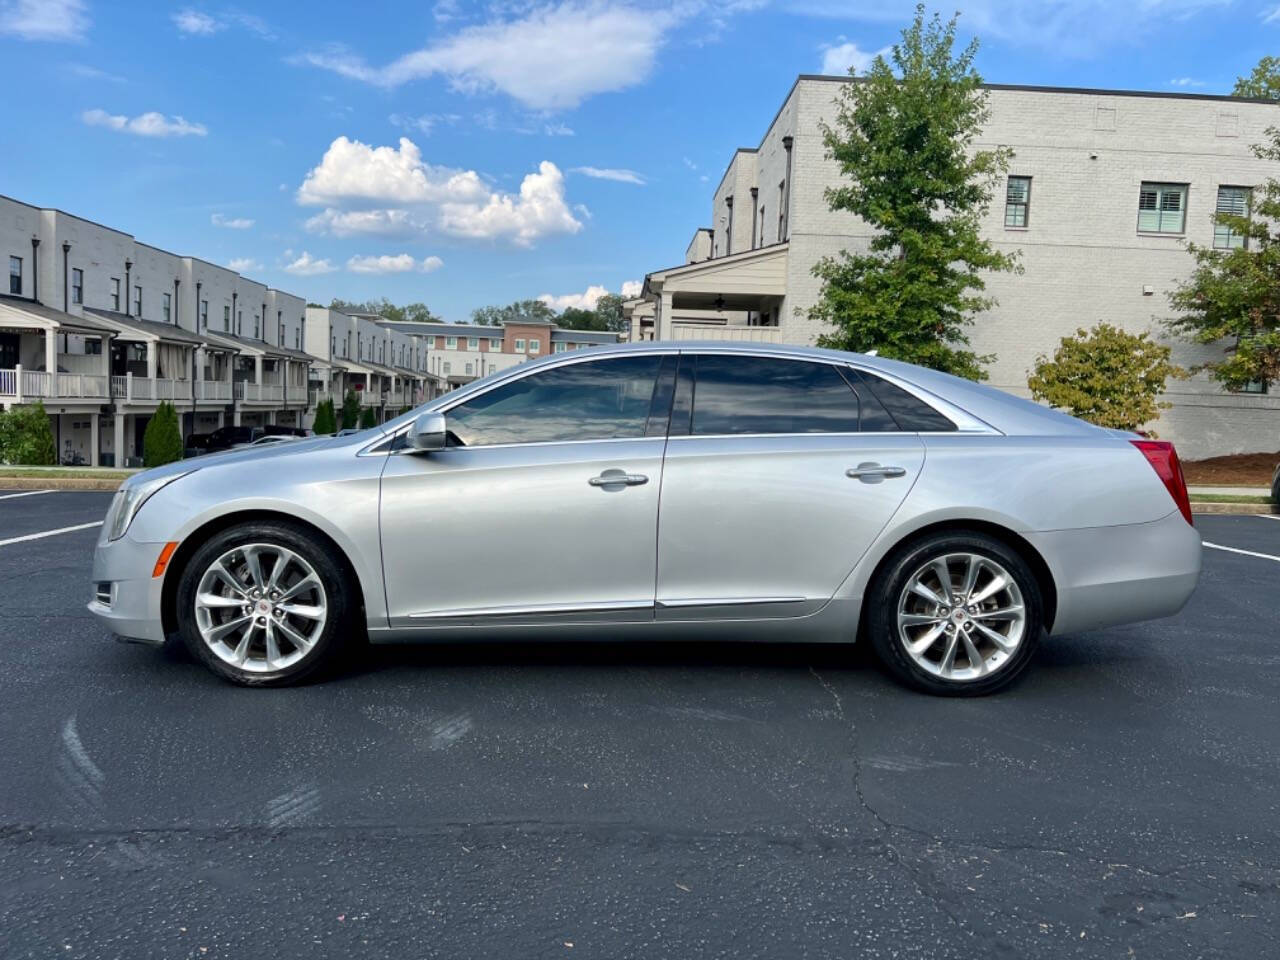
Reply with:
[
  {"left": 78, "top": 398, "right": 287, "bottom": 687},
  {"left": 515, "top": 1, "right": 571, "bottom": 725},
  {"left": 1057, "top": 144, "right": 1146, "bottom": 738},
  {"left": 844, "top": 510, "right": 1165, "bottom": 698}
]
[{"left": 629, "top": 78, "right": 1280, "bottom": 458}]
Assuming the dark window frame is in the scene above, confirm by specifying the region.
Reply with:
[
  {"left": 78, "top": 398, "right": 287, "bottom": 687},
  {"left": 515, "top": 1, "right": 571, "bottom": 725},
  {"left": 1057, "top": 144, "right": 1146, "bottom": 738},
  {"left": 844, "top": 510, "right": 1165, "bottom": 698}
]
[
  {"left": 8, "top": 255, "right": 22, "bottom": 296},
  {"left": 1005, "top": 175, "right": 1031, "bottom": 229}
]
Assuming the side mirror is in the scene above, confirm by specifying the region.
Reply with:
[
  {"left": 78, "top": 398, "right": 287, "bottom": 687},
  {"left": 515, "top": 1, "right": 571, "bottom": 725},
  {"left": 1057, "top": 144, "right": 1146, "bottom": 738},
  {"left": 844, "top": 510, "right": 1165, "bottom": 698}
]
[{"left": 409, "top": 412, "right": 448, "bottom": 452}]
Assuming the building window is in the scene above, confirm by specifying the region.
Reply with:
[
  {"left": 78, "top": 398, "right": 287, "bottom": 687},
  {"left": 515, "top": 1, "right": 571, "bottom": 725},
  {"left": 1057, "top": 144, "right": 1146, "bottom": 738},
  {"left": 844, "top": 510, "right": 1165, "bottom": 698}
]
[
  {"left": 514, "top": 338, "right": 526, "bottom": 352},
  {"left": 778, "top": 181, "right": 785, "bottom": 242},
  {"left": 443, "top": 362, "right": 451, "bottom": 375},
  {"left": 8, "top": 256, "right": 21, "bottom": 295},
  {"left": 554, "top": 342, "right": 567, "bottom": 353},
  {"left": 253, "top": 314, "right": 260, "bottom": 339},
  {"left": 71, "top": 268, "right": 84, "bottom": 304},
  {"left": 133, "top": 285, "right": 141, "bottom": 315},
  {"left": 1005, "top": 176, "right": 1031, "bottom": 228},
  {"left": 200, "top": 300, "right": 208, "bottom": 327},
  {"left": 111, "top": 278, "right": 121, "bottom": 310},
  {"left": 1241, "top": 380, "right": 1268, "bottom": 394},
  {"left": 223, "top": 305, "right": 230, "bottom": 331},
  {"left": 468, "top": 336, "right": 479, "bottom": 349},
  {"left": 237, "top": 310, "right": 242, "bottom": 335},
  {"left": 465, "top": 362, "right": 473, "bottom": 375},
  {"left": 529, "top": 339, "right": 540, "bottom": 353},
  {"left": 446, "top": 336, "right": 457, "bottom": 349},
  {"left": 1138, "top": 182, "right": 1188, "bottom": 234},
  {"left": 489, "top": 338, "right": 501, "bottom": 350},
  {"left": 278, "top": 311, "right": 284, "bottom": 345},
  {"left": 1214, "top": 186, "right": 1250, "bottom": 249},
  {"left": 162, "top": 292, "right": 172, "bottom": 322}
]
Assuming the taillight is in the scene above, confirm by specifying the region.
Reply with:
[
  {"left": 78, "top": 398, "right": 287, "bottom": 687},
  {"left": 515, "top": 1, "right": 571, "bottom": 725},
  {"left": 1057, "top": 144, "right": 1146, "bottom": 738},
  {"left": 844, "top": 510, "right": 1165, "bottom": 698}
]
[{"left": 1131, "top": 439, "right": 1194, "bottom": 526}]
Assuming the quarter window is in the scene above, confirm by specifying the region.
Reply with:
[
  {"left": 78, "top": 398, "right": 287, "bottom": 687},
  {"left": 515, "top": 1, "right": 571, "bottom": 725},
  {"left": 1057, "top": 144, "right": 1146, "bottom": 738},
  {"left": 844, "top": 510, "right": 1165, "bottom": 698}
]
[
  {"left": 690, "top": 355, "right": 860, "bottom": 435},
  {"left": 849, "top": 369, "right": 957, "bottom": 432},
  {"left": 1214, "top": 186, "right": 1250, "bottom": 249},
  {"left": 1138, "top": 182, "right": 1187, "bottom": 234},
  {"left": 447, "top": 355, "right": 663, "bottom": 447},
  {"left": 1005, "top": 176, "right": 1031, "bottom": 228},
  {"left": 9, "top": 256, "right": 22, "bottom": 295}
]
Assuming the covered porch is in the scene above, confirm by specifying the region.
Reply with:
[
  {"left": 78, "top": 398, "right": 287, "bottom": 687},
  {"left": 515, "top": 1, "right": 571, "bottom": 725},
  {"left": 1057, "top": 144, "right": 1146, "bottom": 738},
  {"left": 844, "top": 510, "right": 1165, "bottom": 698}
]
[
  {"left": 640, "top": 242, "right": 789, "bottom": 343},
  {"left": 0, "top": 297, "right": 115, "bottom": 405}
]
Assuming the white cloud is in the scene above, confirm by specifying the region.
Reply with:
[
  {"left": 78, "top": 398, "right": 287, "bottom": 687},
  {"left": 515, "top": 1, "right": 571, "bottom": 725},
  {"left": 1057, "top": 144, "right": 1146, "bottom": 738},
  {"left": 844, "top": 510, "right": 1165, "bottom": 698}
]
[
  {"left": 0, "top": 0, "right": 88, "bottom": 42},
  {"left": 346, "top": 253, "right": 444, "bottom": 274},
  {"left": 540, "top": 281, "right": 643, "bottom": 311},
  {"left": 297, "top": 136, "right": 583, "bottom": 246},
  {"left": 819, "top": 40, "right": 890, "bottom": 76},
  {"left": 227, "top": 257, "right": 262, "bottom": 272},
  {"left": 1266, "top": 3, "right": 1280, "bottom": 21},
  {"left": 1169, "top": 76, "right": 1205, "bottom": 87},
  {"left": 571, "top": 166, "right": 645, "bottom": 185},
  {"left": 173, "top": 8, "right": 274, "bottom": 38},
  {"left": 82, "top": 109, "right": 208, "bottom": 137},
  {"left": 67, "top": 63, "right": 125, "bottom": 82},
  {"left": 283, "top": 251, "right": 337, "bottom": 276},
  {"left": 544, "top": 122, "right": 575, "bottom": 136},
  {"left": 172, "top": 9, "right": 221, "bottom": 34},
  {"left": 212, "top": 213, "right": 255, "bottom": 229},
  {"left": 295, "top": 1, "right": 672, "bottom": 110}
]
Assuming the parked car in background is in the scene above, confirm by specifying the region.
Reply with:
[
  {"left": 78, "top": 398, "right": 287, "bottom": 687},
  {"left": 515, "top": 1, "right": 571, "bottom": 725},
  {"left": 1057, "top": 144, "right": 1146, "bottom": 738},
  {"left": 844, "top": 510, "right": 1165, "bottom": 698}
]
[
  {"left": 238, "top": 434, "right": 304, "bottom": 449},
  {"left": 89, "top": 343, "right": 1202, "bottom": 696}
]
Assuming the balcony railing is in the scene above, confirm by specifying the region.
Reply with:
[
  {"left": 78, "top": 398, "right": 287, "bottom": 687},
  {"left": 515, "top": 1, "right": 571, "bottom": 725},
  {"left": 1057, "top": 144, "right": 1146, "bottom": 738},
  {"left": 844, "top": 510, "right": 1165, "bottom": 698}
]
[
  {"left": 670, "top": 323, "right": 785, "bottom": 343},
  {"left": 2, "top": 368, "right": 109, "bottom": 401},
  {"left": 286, "top": 385, "right": 308, "bottom": 404},
  {"left": 235, "top": 382, "right": 285, "bottom": 403},
  {"left": 194, "top": 380, "right": 233, "bottom": 402}
]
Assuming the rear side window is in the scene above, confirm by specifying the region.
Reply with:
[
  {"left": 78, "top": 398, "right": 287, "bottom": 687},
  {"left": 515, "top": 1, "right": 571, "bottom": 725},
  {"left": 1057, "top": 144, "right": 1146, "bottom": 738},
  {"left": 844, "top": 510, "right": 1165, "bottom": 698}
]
[
  {"left": 851, "top": 369, "right": 957, "bottom": 432},
  {"left": 446, "top": 355, "right": 662, "bottom": 446},
  {"left": 690, "top": 355, "right": 860, "bottom": 435}
]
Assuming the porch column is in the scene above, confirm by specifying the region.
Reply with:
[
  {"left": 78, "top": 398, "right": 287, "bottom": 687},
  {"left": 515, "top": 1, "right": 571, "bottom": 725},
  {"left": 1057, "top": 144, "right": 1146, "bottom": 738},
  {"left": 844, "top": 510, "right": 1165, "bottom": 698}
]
[
  {"left": 146, "top": 342, "right": 157, "bottom": 380},
  {"left": 216, "top": 410, "right": 225, "bottom": 428},
  {"left": 658, "top": 292, "right": 674, "bottom": 341},
  {"left": 89, "top": 412, "right": 100, "bottom": 467},
  {"left": 265, "top": 409, "right": 275, "bottom": 425},
  {"left": 254, "top": 355, "right": 263, "bottom": 385},
  {"left": 45, "top": 331, "right": 56, "bottom": 382},
  {"left": 233, "top": 408, "right": 241, "bottom": 427},
  {"left": 113, "top": 413, "right": 124, "bottom": 467}
]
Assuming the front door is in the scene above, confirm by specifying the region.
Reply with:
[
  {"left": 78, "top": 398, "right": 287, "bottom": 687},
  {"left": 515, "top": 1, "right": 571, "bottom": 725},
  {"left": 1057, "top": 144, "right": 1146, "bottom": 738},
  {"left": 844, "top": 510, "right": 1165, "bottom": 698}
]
[
  {"left": 379, "top": 353, "right": 671, "bottom": 627},
  {"left": 655, "top": 353, "right": 926, "bottom": 620}
]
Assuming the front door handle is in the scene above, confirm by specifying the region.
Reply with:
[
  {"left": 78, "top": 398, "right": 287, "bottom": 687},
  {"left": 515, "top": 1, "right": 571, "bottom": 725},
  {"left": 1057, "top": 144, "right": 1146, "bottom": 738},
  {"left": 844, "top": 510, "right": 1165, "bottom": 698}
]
[
  {"left": 846, "top": 462, "right": 907, "bottom": 483},
  {"left": 589, "top": 470, "right": 649, "bottom": 488}
]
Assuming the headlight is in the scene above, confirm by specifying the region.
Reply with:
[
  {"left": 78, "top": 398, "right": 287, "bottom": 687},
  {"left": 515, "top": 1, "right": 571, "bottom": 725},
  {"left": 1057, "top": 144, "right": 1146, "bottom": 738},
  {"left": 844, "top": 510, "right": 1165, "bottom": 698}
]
[{"left": 108, "top": 472, "right": 192, "bottom": 541}]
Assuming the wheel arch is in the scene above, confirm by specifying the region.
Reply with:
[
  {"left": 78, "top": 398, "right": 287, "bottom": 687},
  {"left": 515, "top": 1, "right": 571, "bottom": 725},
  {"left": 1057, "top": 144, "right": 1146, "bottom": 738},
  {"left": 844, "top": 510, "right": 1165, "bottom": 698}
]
[
  {"left": 854, "top": 518, "right": 1058, "bottom": 635},
  {"left": 161, "top": 510, "right": 368, "bottom": 637}
]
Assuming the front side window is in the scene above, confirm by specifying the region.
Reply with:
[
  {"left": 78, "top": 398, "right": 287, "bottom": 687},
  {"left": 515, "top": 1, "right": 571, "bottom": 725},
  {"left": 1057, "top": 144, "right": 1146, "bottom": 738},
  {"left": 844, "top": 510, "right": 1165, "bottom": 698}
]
[
  {"left": 1005, "top": 176, "right": 1031, "bottom": 228},
  {"left": 1138, "top": 182, "right": 1187, "bottom": 234},
  {"left": 690, "top": 355, "right": 859, "bottom": 435},
  {"left": 1214, "top": 186, "right": 1250, "bottom": 249},
  {"left": 72, "top": 268, "right": 84, "bottom": 304},
  {"left": 447, "top": 354, "right": 662, "bottom": 447},
  {"left": 163, "top": 292, "right": 172, "bottom": 322},
  {"left": 9, "top": 256, "right": 22, "bottom": 295}
]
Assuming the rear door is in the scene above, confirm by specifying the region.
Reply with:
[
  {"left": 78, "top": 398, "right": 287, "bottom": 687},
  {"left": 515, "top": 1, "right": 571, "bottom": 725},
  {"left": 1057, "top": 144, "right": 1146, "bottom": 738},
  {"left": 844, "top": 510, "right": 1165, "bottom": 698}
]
[{"left": 655, "top": 353, "right": 926, "bottom": 620}]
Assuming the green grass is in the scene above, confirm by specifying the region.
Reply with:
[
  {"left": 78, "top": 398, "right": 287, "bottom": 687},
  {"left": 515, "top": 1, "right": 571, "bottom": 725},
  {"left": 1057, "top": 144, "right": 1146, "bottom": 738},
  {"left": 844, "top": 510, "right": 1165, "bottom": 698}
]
[
  {"left": 0, "top": 468, "right": 132, "bottom": 480},
  {"left": 1188, "top": 493, "right": 1273, "bottom": 504}
]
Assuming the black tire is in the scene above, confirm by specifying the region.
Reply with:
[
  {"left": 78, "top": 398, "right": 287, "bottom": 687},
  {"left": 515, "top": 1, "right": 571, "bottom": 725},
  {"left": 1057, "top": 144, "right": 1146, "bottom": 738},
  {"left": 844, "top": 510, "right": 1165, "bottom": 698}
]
[
  {"left": 177, "top": 520, "right": 357, "bottom": 686},
  {"left": 865, "top": 530, "right": 1043, "bottom": 697}
]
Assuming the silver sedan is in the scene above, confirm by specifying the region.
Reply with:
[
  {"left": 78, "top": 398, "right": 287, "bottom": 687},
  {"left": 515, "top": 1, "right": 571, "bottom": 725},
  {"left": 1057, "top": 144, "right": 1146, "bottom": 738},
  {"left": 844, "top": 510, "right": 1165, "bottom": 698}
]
[{"left": 88, "top": 342, "right": 1202, "bottom": 695}]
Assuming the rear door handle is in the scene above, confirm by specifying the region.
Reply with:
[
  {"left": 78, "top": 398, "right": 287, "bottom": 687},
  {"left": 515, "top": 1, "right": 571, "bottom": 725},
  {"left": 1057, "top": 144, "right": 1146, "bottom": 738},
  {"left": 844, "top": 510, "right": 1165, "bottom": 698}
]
[
  {"left": 846, "top": 462, "right": 907, "bottom": 483},
  {"left": 589, "top": 470, "right": 649, "bottom": 487}
]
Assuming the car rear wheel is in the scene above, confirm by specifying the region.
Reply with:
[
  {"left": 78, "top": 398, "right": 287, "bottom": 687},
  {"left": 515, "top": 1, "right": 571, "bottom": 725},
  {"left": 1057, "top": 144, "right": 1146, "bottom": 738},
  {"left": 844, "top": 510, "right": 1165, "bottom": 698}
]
[
  {"left": 865, "top": 531, "right": 1043, "bottom": 696},
  {"left": 177, "top": 521, "right": 355, "bottom": 686}
]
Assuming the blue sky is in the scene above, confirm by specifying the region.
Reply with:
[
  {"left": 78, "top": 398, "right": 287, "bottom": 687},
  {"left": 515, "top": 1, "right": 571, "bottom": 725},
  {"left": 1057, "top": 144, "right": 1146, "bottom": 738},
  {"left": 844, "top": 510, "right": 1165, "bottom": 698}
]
[{"left": 1, "top": 0, "right": 1277, "bottom": 321}]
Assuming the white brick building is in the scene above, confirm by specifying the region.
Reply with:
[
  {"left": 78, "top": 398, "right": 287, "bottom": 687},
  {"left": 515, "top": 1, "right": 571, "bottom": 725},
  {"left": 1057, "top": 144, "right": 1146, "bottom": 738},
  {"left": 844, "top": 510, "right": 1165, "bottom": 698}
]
[{"left": 628, "top": 77, "right": 1280, "bottom": 458}]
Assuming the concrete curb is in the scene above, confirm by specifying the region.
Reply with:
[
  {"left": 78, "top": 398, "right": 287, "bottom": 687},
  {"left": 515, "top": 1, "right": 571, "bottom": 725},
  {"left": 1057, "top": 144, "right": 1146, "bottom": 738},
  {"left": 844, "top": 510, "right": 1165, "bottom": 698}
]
[
  {"left": 0, "top": 476, "right": 124, "bottom": 492},
  {"left": 1191, "top": 501, "right": 1278, "bottom": 515}
]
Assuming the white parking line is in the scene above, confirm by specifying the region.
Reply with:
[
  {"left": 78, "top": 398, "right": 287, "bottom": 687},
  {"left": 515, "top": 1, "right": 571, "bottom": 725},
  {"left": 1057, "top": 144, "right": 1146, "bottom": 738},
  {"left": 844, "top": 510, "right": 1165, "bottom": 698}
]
[
  {"left": 0, "top": 490, "right": 54, "bottom": 501},
  {"left": 1258, "top": 514, "right": 1279, "bottom": 522},
  {"left": 0, "top": 521, "right": 102, "bottom": 548},
  {"left": 1204, "top": 542, "right": 1280, "bottom": 564}
]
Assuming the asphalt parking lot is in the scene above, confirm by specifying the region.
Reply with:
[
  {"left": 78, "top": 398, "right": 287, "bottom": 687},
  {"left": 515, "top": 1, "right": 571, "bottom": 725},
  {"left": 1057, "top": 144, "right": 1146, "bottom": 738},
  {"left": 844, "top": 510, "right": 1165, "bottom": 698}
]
[{"left": 0, "top": 490, "right": 1277, "bottom": 959}]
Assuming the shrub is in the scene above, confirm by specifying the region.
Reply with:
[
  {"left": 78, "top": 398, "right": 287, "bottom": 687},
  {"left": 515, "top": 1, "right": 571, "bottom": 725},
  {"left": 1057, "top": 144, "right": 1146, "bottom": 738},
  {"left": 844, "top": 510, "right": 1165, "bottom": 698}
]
[
  {"left": 341, "top": 390, "right": 361, "bottom": 430},
  {"left": 143, "top": 401, "right": 184, "bottom": 467},
  {"left": 359, "top": 406, "right": 377, "bottom": 429},
  {"left": 312, "top": 397, "right": 337, "bottom": 435},
  {"left": 1028, "top": 323, "right": 1185, "bottom": 433},
  {"left": 0, "top": 401, "right": 57, "bottom": 465}
]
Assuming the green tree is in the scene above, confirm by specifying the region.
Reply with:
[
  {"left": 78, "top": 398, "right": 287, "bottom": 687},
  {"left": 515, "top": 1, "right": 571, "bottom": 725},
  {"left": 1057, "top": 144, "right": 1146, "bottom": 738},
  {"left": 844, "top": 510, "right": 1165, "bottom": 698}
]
[
  {"left": 1028, "top": 324, "right": 1185, "bottom": 433},
  {"left": 471, "top": 299, "right": 557, "bottom": 326},
  {"left": 1234, "top": 56, "right": 1280, "bottom": 100},
  {"left": 0, "top": 401, "right": 57, "bottom": 465},
  {"left": 143, "top": 401, "right": 184, "bottom": 467},
  {"left": 359, "top": 406, "right": 377, "bottom": 429},
  {"left": 558, "top": 306, "right": 608, "bottom": 331},
  {"left": 1168, "top": 125, "right": 1280, "bottom": 392},
  {"left": 341, "top": 389, "right": 361, "bottom": 430},
  {"left": 594, "top": 293, "right": 628, "bottom": 333},
  {"left": 809, "top": 6, "right": 1018, "bottom": 381},
  {"left": 329, "top": 298, "right": 440, "bottom": 324},
  {"left": 312, "top": 397, "right": 337, "bottom": 435}
]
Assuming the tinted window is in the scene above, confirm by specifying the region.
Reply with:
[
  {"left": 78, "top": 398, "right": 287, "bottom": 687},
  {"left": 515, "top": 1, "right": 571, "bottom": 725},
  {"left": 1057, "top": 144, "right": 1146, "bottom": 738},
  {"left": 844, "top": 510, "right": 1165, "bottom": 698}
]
[
  {"left": 447, "top": 355, "right": 663, "bottom": 446},
  {"left": 853, "top": 370, "right": 957, "bottom": 432},
  {"left": 690, "top": 355, "right": 860, "bottom": 435}
]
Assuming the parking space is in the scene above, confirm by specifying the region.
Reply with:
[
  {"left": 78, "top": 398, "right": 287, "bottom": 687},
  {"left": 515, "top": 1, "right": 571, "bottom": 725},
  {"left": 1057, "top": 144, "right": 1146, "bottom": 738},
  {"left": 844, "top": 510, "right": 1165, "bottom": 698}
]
[
  {"left": 0, "top": 498, "right": 1277, "bottom": 958},
  {"left": 0, "top": 489, "right": 113, "bottom": 543}
]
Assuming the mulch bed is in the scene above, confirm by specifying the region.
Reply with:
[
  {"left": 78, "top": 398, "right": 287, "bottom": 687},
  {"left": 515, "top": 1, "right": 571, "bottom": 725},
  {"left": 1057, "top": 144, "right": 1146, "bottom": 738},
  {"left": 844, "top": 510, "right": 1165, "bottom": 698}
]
[{"left": 1182, "top": 451, "right": 1279, "bottom": 487}]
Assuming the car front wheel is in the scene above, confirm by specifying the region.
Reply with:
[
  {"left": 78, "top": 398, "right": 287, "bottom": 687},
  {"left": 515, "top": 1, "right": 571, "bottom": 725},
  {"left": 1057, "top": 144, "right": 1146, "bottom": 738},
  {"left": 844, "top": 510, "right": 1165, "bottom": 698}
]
[
  {"left": 866, "top": 531, "right": 1043, "bottom": 696},
  {"left": 177, "top": 521, "right": 355, "bottom": 686}
]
